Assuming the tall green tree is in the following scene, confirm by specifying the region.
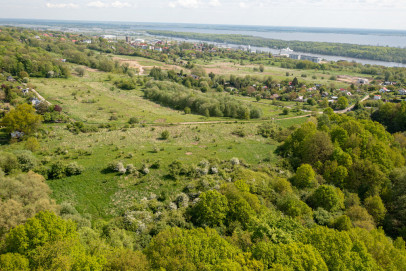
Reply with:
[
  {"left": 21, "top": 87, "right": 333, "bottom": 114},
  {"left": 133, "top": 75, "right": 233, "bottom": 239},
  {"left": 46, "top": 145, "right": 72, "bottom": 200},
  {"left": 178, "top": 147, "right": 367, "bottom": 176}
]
[
  {"left": 1, "top": 104, "right": 42, "bottom": 135},
  {"left": 190, "top": 190, "right": 228, "bottom": 227}
]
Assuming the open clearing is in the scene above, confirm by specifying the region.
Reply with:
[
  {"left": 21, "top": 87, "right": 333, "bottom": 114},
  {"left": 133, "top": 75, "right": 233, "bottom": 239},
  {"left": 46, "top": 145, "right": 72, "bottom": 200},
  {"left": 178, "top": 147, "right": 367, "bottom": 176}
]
[{"left": 14, "top": 61, "right": 308, "bottom": 218}]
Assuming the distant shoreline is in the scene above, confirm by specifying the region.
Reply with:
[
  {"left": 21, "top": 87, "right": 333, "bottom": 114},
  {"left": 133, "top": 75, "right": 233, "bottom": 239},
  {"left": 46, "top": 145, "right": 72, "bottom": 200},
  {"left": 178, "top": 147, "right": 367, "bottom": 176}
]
[{"left": 0, "top": 18, "right": 405, "bottom": 36}]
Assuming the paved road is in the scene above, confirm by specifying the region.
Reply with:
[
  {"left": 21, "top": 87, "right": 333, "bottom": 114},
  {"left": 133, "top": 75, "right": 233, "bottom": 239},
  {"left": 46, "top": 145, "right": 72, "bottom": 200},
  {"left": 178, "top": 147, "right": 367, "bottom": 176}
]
[{"left": 334, "top": 95, "right": 369, "bottom": 114}]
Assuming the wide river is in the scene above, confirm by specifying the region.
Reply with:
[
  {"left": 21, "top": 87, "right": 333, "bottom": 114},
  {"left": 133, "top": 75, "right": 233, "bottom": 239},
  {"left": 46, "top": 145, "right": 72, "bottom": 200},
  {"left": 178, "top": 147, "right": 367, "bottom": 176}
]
[
  {"left": 152, "top": 26, "right": 406, "bottom": 48},
  {"left": 139, "top": 24, "right": 406, "bottom": 67},
  {"left": 158, "top": 36, "right": 406, "bottom": 68}
]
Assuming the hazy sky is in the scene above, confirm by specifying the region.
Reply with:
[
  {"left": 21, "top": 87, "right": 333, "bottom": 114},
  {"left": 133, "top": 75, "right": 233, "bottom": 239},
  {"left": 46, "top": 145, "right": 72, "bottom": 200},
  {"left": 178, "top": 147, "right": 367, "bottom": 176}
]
[{"left": 1, "top": 0, "right": 406, "bottom": 30}]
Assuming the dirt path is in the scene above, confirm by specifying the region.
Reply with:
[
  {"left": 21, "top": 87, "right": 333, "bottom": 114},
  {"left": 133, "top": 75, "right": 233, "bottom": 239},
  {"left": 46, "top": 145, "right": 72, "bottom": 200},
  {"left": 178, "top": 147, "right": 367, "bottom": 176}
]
[
  {"left": 31, "top": 89, "right": 51, "bottom": 106},
  {"left": 178, "top": 115, "right": 313, "bottom": 125}
]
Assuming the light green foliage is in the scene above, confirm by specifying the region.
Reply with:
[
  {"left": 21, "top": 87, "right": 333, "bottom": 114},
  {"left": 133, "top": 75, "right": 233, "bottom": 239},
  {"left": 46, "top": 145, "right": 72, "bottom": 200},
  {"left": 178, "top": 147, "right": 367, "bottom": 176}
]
[
  {"left": 145, "top": 227, "right": 262, "bottom": 270},
  {"left": 4, "top": 211, "right": 77, "bottom": 254},
  {"left": 250, "top": 211, "right": 305, "bottom": 244},
  {"left": 234, "top": 179, "right": 250, "bottom": 192},
  {"left": 330, "top": 126, "right": 348, "bottom": 146},
  {"left": 337, "top": 96, "right": 349, "bottom": 110},
  {"left": 293, "top": 164, "right": 316, "bottom": 188},
  {"left": 103, "top": 248, "right": 150, "bottom": 271},
  {"left": 252, "top": 241, "right": 328, "bottom": 271},
  {"left": 191, "top": 190, "right": 229, "bottom": 227},
  {"left": 1, "top": 211, "right": 105, "bottom": 271},
  {"left": 349, "top": 228, "right": 406, "bottom": 271},
  {"left": 221, "top": 183, "right": 260, "bottom": 228},
  {"left": 300, "top": 226, "right": 377, "bottom": 271},
  {"left": 0, "top": 253, "right": 29, "bottom": 271},
  {"left": 29, "top": 238, "right": 105, "bottom": 271},
  {"left": 308, "top": 185, "right": 344, "bottom": 212},
  {"left": 1, "top": 104, "right": 42, "bottom": 135},
  {"left": 323, "top": 160, "right": 348, "bottom": 188},
  {"left": 331, "top": 215, "right": 353, "bottom": 231},
  {"left": 277, "top": 194, "right": 313, "bottom": 218},
  {"left": 24, "top": 137, "right": 40, "bottom": 152},
  {"left": 364, "top": 195, "right": 386, "bottom": 224},
  {"left": 331, "top": 147, "right": 352, "bottom": 168}
]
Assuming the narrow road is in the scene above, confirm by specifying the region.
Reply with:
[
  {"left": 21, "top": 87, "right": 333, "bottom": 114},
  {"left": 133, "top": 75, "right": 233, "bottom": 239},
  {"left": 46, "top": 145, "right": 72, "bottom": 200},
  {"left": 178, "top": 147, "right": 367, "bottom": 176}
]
[{"left": 335, "top": 95, "right": 369, "bottom": 114}]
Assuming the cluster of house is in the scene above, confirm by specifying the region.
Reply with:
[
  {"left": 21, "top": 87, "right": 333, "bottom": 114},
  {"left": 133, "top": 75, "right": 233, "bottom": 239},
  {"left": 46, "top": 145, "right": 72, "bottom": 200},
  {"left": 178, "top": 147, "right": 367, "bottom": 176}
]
[
  {"left": 293, "top": 85, "right": 365, "bottom": 103},
  {"left": 127, "top": 38, "right": 169, "bottom": 51},
  {"left": 377, "top": 87, "right": 406, "bottom": 95}
]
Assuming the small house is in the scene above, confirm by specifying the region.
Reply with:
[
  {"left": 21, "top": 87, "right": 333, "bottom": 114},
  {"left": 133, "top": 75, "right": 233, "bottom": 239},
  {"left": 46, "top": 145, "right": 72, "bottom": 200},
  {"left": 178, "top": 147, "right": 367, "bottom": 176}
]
[
  {"left": 358, "top": 78, "right": 369, "bottom": 84},
  {"left": 374, "top": 95, "right": 382, "bottom": 100},
  {"left": 11, "top": 131, "right": 24, "bottom": 139},
  {"left": 6, "top": 76, "right": 15, "bottom": 82},
  {"left": 398, "top": 89, "right": 406, "bottom": 95}
]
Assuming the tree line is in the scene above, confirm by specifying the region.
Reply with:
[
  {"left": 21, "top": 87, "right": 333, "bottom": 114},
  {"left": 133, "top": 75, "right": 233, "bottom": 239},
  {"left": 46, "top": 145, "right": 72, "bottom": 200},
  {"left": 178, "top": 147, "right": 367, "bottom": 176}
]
[{"left": 143, "top": 80, "right": 262, "bottom": 119}]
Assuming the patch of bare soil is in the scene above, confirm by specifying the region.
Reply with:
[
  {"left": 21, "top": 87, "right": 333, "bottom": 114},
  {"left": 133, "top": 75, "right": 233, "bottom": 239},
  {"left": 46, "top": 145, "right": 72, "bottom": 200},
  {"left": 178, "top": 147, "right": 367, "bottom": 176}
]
[{"left": 336, "top": 75, "right": 363, "bottom": 84}]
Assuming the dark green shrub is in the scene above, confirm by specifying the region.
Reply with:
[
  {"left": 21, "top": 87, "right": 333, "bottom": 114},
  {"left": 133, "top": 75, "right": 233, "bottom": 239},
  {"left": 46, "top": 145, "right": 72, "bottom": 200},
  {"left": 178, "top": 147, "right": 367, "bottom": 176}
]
[
  {"left": 128, "top": 117, "right": 139, "bottom": 124},
  {"left": 161, "top": 130, "right": 169, "bottom": 140},
  {"left": 48, "top": 161, "right": 66, "bottom": 179}
]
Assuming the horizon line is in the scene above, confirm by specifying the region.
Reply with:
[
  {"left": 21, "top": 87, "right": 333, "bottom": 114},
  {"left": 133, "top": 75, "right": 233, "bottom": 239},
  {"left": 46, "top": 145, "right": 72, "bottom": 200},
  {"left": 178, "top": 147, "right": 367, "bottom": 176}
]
[{"left": 0, "top": 17, "right": 406, "bottom": 33}]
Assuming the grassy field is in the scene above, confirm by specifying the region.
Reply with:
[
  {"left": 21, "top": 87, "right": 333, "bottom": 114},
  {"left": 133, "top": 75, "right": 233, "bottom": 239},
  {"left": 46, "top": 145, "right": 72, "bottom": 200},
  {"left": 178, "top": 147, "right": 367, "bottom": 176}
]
[
  {"left": 112, "top": 54, "right": 365, "bottom": 88},
  {"left": 13, "top": 62, "right": 307, "bottom": 219},
  {"left": 35, "top": 121, "right": 284, "bottom": 217},
  {"left": 31, "top": 65, "right": 309, "bottom": 124}
]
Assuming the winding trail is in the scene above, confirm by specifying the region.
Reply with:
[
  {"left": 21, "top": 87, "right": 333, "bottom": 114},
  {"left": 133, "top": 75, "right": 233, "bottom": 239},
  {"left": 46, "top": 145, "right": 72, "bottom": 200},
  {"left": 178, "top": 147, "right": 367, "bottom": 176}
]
[{"left": 31, "top": 89, "right": 51, "bottom": 106}]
